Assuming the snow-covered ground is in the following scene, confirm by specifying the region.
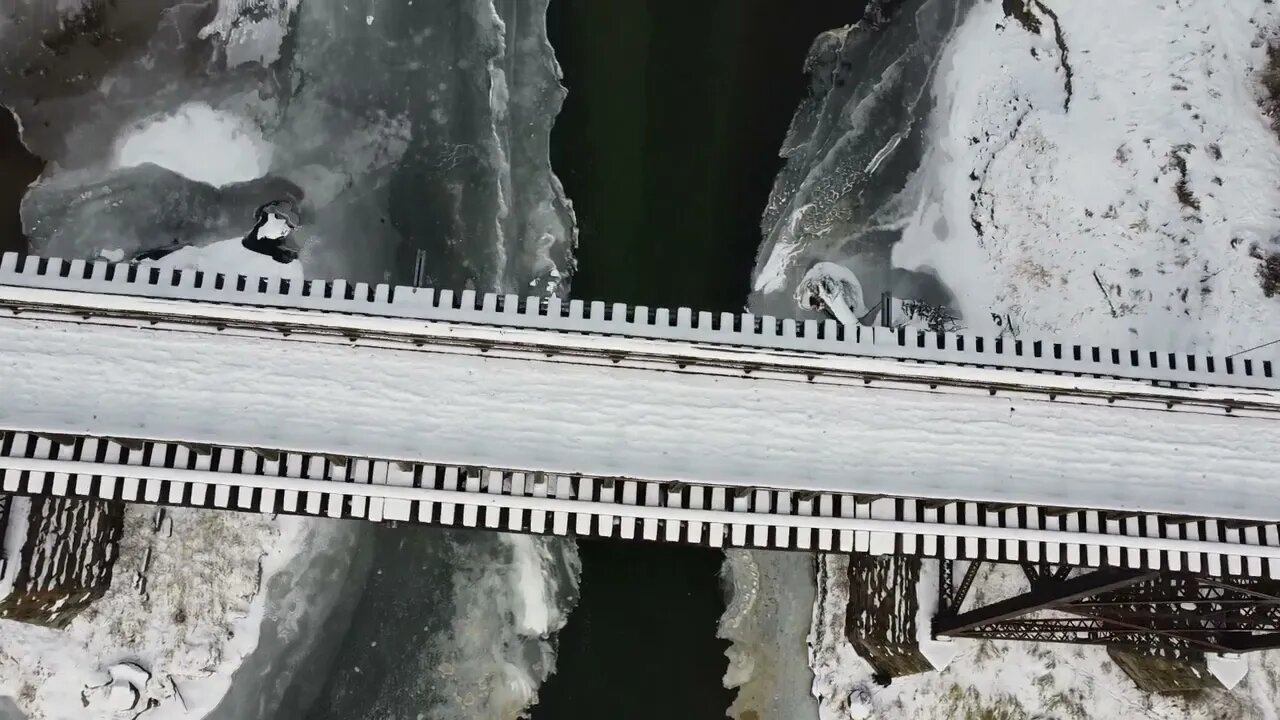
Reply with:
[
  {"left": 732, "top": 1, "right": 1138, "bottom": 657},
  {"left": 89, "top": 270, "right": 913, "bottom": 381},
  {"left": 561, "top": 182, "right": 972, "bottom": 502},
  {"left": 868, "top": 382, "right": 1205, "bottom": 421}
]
[
  {"left": 894, "top": 0, "right": 1280, "bottom": 352},
  {"left": 809, "top": 0, "right": 1280, "bottom": 717},
  {"left": 132, "top": 236, "right": 304, "bottom": 283},
  {"left": 0, "top": 509, "right": 310, "bottom": 719},
  {"left": 114, "top": 103, "right": 275, "bottom": 189},
  {"left": 812, "top": 556, "right": 1280, "bottom": 720}
]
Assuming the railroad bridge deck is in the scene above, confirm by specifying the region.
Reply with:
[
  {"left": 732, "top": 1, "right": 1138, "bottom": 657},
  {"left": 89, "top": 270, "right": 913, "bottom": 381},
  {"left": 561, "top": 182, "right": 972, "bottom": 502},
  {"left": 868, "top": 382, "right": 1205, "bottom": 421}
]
[{"left": 0, "top": 252, "right": 1278, "bottom": 581}]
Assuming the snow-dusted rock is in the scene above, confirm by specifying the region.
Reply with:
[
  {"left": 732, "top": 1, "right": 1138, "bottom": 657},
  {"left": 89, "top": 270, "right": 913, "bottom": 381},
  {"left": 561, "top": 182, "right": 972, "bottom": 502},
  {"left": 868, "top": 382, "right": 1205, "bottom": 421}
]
[
  {"left": 107, "top": 661, "right": 151, "bottom": 692},
  {"left": 106, "top": 680, "right": 140, "bottom": 712},
  {"left": 139, "top": 237, "right": 303, "bottom": 282},
  {"left": 796, "top": 261, "right": 868, "bottom": 325},
  {"left": 847, "top": 686, "right": 874, "bottom": 720}
]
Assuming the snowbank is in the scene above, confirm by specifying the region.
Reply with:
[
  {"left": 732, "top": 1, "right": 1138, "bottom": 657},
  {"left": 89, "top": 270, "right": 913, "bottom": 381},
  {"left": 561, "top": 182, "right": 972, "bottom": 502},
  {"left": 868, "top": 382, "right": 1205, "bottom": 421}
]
[
  {"left": 133, "top": 237, "right": 304, "bottom": 283},
  {"left": 114, "top": 103, "right": 273, "bottom": 188},
  {"left": 509, "top": 534, "right": 568, "bottom": 638},
  {"left": 0, "top": 509, "right": 308, "bottom": 719},
  {"left": 498, "top": 534, "right": 579, "bottom": 713},
  {"left": 894, "top": 0, "right": 1280, "bottom": 352}
]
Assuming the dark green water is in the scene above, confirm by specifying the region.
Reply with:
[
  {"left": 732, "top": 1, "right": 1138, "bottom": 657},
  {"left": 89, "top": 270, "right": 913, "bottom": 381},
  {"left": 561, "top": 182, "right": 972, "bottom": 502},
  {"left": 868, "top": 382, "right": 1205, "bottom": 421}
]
[
  {"left": 0, "top": 109, "right": 42, "bottom": 256},
  {"left": 552, "top": 0, "right": 864, "bottom": 314},
  {"left": 535, "top": 3, "right": 864, "bottom": 719}
]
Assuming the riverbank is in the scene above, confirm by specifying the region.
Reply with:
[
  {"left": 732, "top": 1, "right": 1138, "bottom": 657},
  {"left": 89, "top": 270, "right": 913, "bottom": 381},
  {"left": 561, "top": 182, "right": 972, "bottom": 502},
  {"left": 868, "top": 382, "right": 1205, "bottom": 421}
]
[
  {"left": 0, "top": 508, "right": 313, "bottom": 718},
  {"left": 0, "top": 108, "right": 41, "bottom": 255},
  {"left": 785, "top": 0, "right": 1280, "bottom": 716}
]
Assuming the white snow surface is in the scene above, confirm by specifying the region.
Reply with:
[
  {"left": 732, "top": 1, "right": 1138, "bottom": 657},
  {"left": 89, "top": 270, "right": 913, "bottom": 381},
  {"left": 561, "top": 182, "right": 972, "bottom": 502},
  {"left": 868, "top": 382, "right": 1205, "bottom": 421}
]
[
  {"left": 136, "top": 237, "right": 303, "bottom": 282},
  {"left": 1, "top": 314, "right": 1278, "bottom": 522},
  {"left": 0, "top": 509, "right": 308, "bottom": 720},
  {"left": 256, "top": 213, "right": 293, "bottom": 241},
  {"left": 894, "top": 0, "right": 1280, "bottom": 353},
  {"left": 797, "top": 262, "right": 869, "bottom": 324},
  {"left": 1209, "top": 654, "right": 1250, "bottom": 691},
  {"left": 811, "top": 1, "right": 1280, "bottom": 717},
  {"left": 114, "top": 103, "right": 273, "bottom": 188},
  {"left": 106, "top": 662, "right": 150, "bottom": 692},
  {"left": 484, "top": 534, "right": 575, "bottom": 715},
  {"left": 507, "top": 534, "right": 563, "bottom": 637},
  {"left": 0, "top": 498, "right": 31, "bottom": 602}
]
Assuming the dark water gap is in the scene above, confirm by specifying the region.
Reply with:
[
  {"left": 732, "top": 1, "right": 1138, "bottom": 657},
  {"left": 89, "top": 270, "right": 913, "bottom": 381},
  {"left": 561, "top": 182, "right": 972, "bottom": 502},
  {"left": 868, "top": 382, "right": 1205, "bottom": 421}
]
[
  {"left": 0, "top": 108, "right": 43, "bottom": 256},
  {"left": 535, "top": 2, "right": 866, "bottom": 719}
]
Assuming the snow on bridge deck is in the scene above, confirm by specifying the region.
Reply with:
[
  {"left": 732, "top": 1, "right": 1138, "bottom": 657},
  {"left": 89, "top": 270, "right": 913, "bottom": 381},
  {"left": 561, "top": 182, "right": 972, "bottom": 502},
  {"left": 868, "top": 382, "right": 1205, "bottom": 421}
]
[
  {"left": 0, "top": 254, "right": 1279, "bottom": 575},
  {"left": 0, "top": 252, "right": 1276, "bottom": 517},
  {"left": 2, "top": 304, "right": 1272, "bottom": 516}
]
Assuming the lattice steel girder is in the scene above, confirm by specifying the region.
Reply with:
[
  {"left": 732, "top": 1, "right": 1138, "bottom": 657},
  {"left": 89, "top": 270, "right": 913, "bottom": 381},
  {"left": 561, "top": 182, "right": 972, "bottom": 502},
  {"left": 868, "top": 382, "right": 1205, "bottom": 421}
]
[
  {"left": 957, "top": 621, "right": 1280, "bottom": 653},
  {"left": 947, "top": 560, "right": 982, "bottom": 615},
  {"left": 934, "top": 567, "right": 1280, "bottom": 654},
  {"left": 0, "top": 493, "right": 10, "bottom": 560},
  {"left": 947, "top": 619, "right": 1193, "bottom": 648},
  {"left": 1064, "top": 602, "right": 1280, "bottom": 625},
  {"left": 1199, "top": 577, "right": 1280, "bottom": 604},
  {"left": 1100, "top": 577, "right": 1280, "bottom": 605},
  {"left": 1229, "top": 632, "right": 1280, "bottom": 652},
  {"left": 1062, "top": 607, "right": 1242, "bottom": 654},
  {"left": 938, "top": 556, "right": 955, "bottom": 612},
  {"left": 1068, "top": 597, "right": 1258, "bottom": 607},
  {"left": 933, "top": 568, "right": 1157, "bottom": 635}
]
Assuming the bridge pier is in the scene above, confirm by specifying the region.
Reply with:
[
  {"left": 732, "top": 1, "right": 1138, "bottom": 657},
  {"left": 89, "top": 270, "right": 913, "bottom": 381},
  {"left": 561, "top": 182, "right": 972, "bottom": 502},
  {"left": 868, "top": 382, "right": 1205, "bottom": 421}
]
[
  {"left": 1107, "top": 646, "right": 1224, "bottom": 694},
  {"left": 0, "top": 496, "right": 123, "bottom": 627},
  {"left": 844, "top": 554, "right": 933, "bottom": 681}
]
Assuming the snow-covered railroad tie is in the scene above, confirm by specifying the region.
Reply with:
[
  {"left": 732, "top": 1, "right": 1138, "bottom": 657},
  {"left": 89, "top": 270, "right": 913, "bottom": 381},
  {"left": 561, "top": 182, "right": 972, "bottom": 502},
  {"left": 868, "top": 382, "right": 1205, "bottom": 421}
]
[
  {"left": 1, "top": 252, "right": 1276, "bottom": 396},
  {"left": 2, "top": 251, "right": 1280, "bottom": 571},
  {"left": 1, "top": 432, "right": 1278, "bottom": 580}
]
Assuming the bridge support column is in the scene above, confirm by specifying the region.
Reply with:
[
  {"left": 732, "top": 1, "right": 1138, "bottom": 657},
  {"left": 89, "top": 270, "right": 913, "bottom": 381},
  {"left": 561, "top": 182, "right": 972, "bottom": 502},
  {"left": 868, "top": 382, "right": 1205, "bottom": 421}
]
[
  {"left": 0, "top": 496, "right": 124, "bottom": 627},
  {"left": 845, "top": 554, "right": 932, "bottom": 681}
]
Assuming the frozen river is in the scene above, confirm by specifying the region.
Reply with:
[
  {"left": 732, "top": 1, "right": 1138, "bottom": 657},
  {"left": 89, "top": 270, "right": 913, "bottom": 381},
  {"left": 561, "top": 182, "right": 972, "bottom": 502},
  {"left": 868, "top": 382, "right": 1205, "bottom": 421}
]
[{"left": 0, "top": 0, "right": 938, "bottom": 717}]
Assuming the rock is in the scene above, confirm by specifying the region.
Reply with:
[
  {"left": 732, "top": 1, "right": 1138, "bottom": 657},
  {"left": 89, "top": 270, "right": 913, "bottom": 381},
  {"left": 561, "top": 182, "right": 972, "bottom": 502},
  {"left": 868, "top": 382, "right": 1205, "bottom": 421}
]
[
  {"left": 106, "top": 681, "right": 139, "bottom": 712},
  {"left": 847, "top": 685, "right": 874, "bottom": 720},
  {"left": 795, "top": 261, "right": 868, "bottom": 324},
  {"left": 107, "top": 661, "right": 151, "bottom": 691}
]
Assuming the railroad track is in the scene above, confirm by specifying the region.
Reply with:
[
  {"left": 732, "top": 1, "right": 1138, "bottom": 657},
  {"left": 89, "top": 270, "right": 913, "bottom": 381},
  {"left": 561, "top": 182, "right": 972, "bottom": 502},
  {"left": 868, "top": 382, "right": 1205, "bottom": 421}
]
[
  {"left": 3, "top": 252, "right": 1280, "bottom": 578},
  {"left": 2, "top": 261, "right": 1280, "bottom": 426},
  {"left": 1, "top": 252, "right": 1276, "bottom": 397},
  {"left": 3, "top": 431, "right": 1278, "bottom": 580}
]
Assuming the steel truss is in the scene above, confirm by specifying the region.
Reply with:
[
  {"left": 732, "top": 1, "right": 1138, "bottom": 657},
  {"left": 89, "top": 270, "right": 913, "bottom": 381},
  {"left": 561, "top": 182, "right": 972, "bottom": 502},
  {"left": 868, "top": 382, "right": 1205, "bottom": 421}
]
[{"left": 934, "top": 561, "right": 1280, "bottom": 654}]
